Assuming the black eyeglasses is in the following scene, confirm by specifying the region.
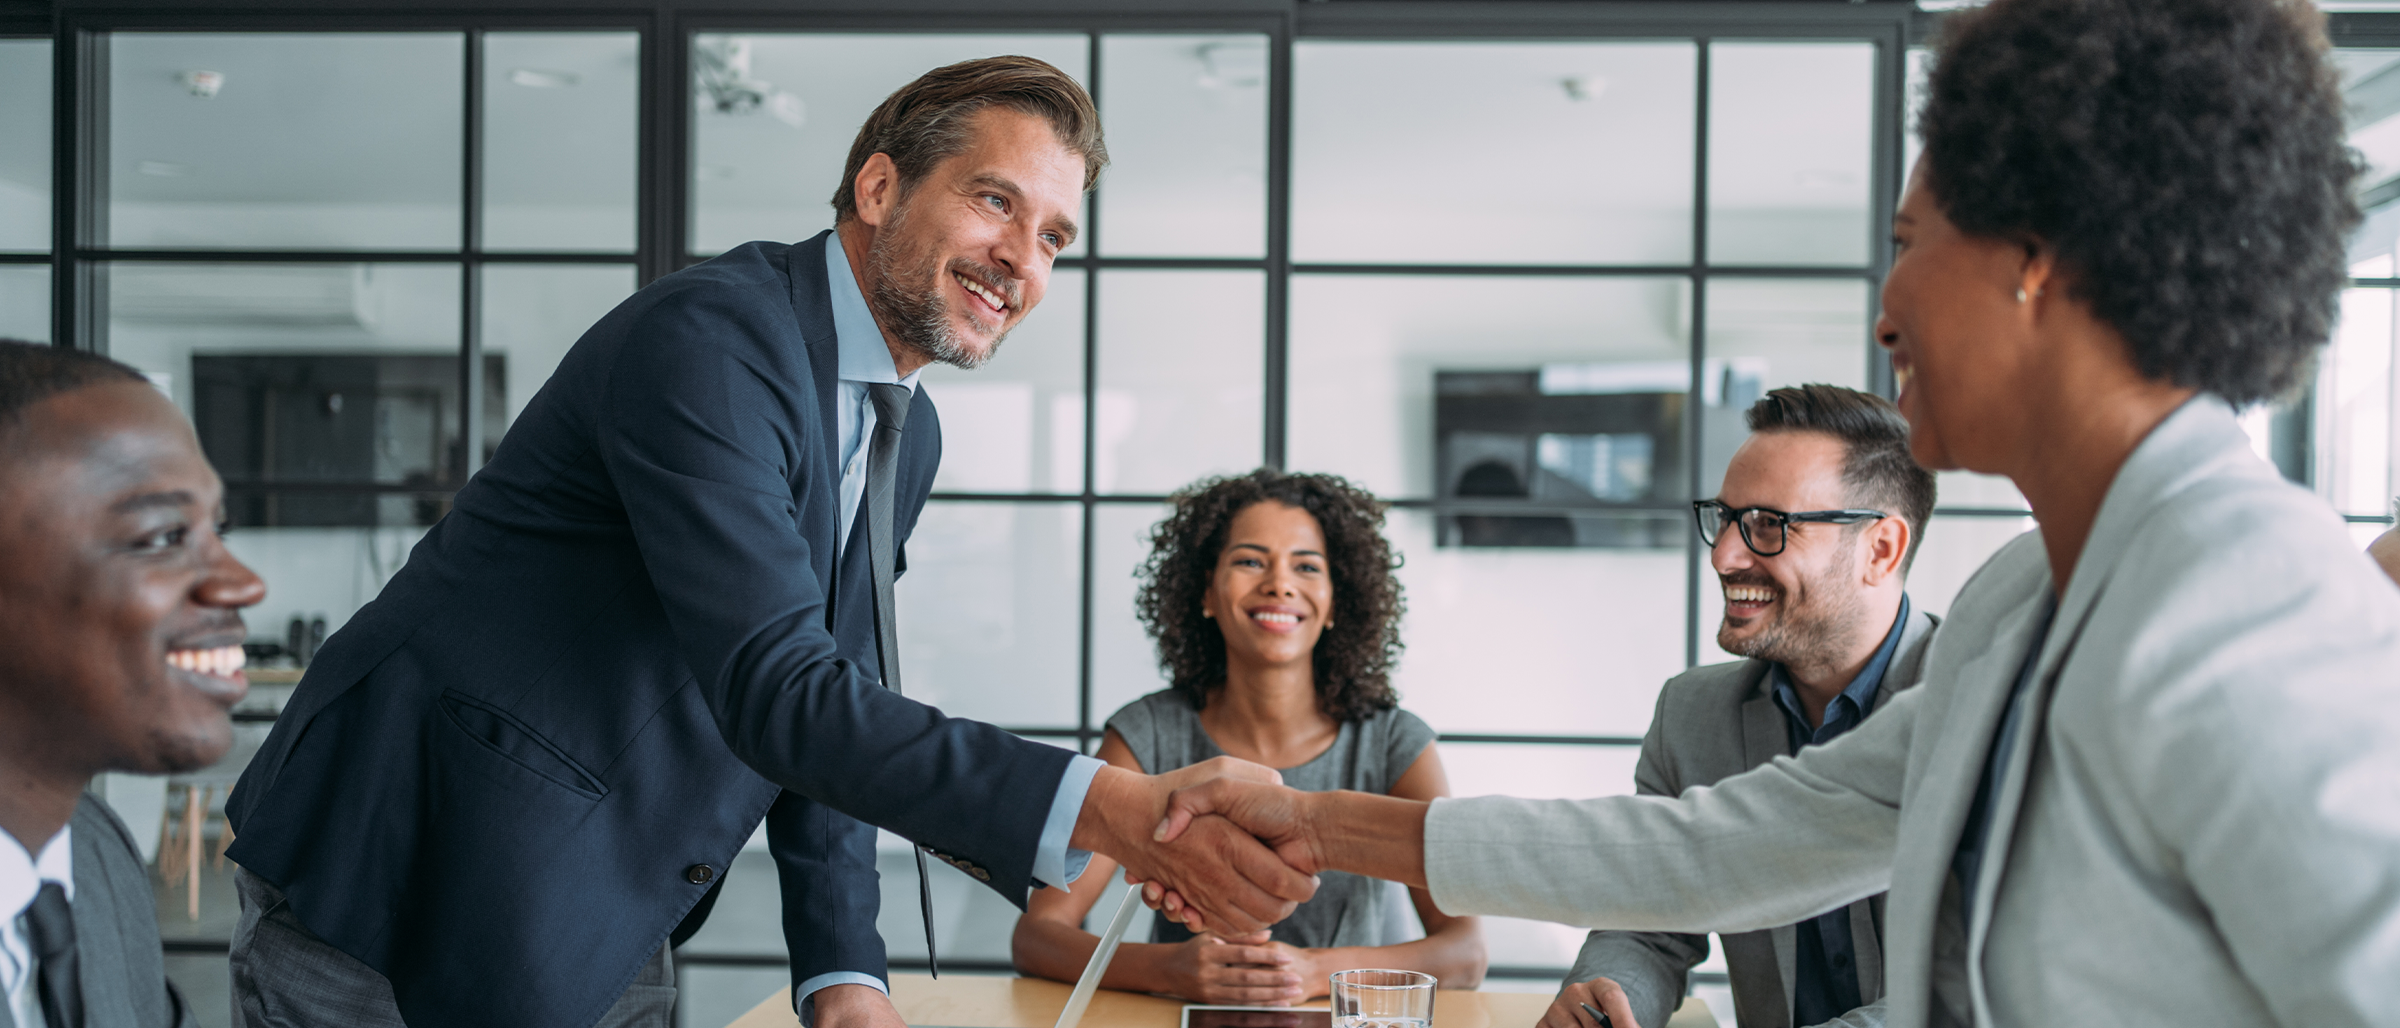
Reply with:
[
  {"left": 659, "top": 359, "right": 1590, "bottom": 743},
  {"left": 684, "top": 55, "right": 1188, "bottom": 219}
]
[{"left": 1692, "top": 500, "right": 1888, "bottom": 557}]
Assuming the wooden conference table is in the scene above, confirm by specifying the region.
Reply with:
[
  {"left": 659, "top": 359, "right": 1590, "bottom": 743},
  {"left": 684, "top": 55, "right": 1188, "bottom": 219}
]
[{"left": 721, "top": 975, "right": 1720, "bottom": 1028}]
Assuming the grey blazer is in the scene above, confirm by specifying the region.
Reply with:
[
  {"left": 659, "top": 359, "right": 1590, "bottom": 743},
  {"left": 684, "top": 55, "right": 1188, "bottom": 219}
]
[
  {"left": 0, "top": 797, "right": 195, "bottom": 1028},
  {"left": 1419, "top": 398, "right": 2400, "bottom": 1027},
  {"left": 1567, "top": 606, "right": 1936, "bottom": 1028}
]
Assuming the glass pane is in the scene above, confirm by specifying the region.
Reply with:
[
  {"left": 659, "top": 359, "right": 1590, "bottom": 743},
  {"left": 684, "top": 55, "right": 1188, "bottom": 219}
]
[
  {"left": 1697, "top": 278, "right": 1873, "bottom": 496},
  {"left": 2339, "top": 49, "right": 2400, "bottom": 224},
  {"left": 920, "top": 268, "right": 1084, "bottom": 494},
  {"left": 0, "top": 39, "right": 50, "bottom": 251},
  {"left": 1097, "top": 34, "right": 1267, "bottom": 258},
  {"left": 1902, "top": 47, "right": 1932, "bottom": 196},
  {"left": 894, "top": 501, "right": 1081, "bottom": 727},
  {"left": 1904, "top": 513, "right": 2037, "bottom": 622},
  {"left": 1935, "top": 470, "right": 2028, "bottom": 511},
  {"left": 479, "top": 264, "right": 637, "bottom": 445},
  {"left": 1708, "top": 42, "right": 1875, "bottom": 266},
  {"left": 2319, "top": 285, "right": 2398, "bottom": 516},
  {"left": 1386, "top": 510, "right": 1685, "bottom": 738},
  {"left": 483, "top": 33, "right": 639, "bottom": 252},
  {"left": 1094, "top": 269, "right": 1263, "bottom": 494},
  {"left": 109, "top": 34, "right": 464, "bottom": 250},
  {"left": 1294, "top": 41, "right": 1696, "bottom": 265},
  {"left": 1090, "top": 502, "right": 1173, "bottom": 729},
  {"left": 689, "top": 33, "right": 1089, "bottom": 257},
  {"left": 0, "top": 265, "right": 47, "bottom": 342},
  {"left": 1288, "top": 275, "right": 1691, "bottom": 500}
]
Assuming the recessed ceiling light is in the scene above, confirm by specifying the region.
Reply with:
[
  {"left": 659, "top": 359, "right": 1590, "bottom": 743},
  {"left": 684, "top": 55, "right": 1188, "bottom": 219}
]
[
  {"left": 137, "top": 160, "right": 191, "bottom": 177},
  {"left": 509, "top": 68, "right": 580, "bottom": 88}
]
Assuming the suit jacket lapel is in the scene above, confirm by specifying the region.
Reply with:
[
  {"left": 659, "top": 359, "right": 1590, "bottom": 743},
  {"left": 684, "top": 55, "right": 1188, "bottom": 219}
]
[{"left": 788, "top": 232, "right": 846, "bottom": 623}]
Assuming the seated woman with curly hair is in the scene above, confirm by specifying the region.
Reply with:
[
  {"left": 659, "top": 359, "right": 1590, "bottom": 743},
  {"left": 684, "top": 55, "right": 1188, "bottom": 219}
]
[{"left": 1011, "top": 469, "right": 1484, "bottom": 1005}]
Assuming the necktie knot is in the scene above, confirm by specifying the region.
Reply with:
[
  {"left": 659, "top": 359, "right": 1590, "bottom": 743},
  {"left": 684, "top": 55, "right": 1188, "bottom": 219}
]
[
  {"left": 867, "top": 382, "right": 912, "bottom": 433},
  {"left": 24, "top": 881, "right": 72, "bottom": 961}
]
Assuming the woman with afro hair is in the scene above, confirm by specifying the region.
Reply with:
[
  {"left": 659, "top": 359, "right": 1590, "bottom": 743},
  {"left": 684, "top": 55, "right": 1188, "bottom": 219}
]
[{"left": 1011, "top": 469, "right": 1484, "bottom": 1005}]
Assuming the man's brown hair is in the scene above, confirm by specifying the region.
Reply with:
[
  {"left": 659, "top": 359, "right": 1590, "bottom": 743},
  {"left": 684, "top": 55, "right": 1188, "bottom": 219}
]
[
  {"left": 830, "top": 55, "right": 1106, "bottom": 224},
  {"left": 1744, "top": 383, "right": 1938, "bottom": 573}
]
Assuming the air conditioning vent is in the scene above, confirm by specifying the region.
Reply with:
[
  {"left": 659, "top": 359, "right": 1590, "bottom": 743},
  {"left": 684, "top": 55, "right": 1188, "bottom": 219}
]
[{"left": 112, "top": 264, "right": 373, "bottom": 327}]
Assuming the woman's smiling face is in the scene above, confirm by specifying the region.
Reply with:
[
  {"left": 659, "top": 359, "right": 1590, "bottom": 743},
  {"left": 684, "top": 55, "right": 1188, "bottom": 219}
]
[{"left": 1201, "top": 500, "right": 1336, "bottom": 674}]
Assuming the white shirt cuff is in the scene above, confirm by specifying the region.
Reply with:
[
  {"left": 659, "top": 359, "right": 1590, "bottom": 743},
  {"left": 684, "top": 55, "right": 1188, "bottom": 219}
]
[
  {"left": 794, "top": 972, "right": 888, "bottom": 1027},
  {"left": 1034, "top": 754, "right": 1105, "bottom": 890}
]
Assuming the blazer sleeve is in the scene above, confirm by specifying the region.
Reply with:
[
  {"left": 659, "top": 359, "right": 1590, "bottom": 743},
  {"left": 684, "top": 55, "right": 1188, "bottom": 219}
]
[
  {"left": 1424, "top": 682, "right": 1915, "bottom": 934},
  {"left": 767, "top": 791, "right": 887, "bottom": 1000},
  {"left": 595, "top": 289, "right": 1071, "bottom": 900},
  {"left": 1565, "top": 682, "right": 1710, "bottom": 1028}
]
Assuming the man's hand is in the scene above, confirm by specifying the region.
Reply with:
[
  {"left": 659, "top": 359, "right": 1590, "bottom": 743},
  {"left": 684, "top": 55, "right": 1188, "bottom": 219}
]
[
  {"left": 809, "top": 983, "right": 908, "bottom": 1028},
  {"left": 1539, "top": 976, "right": 1639, "bottom": 1028},
  {"left": 1072, "top": 759, "right": 1317, "bottom": 937},
  {"left": 1159, "top": 931, "right": 1305, "bottom": 1006}
]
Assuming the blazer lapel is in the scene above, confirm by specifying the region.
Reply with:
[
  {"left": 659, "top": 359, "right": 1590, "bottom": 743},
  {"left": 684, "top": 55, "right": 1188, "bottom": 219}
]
[{"left": 1736, "top": 661, "right": 1785, "bottom": 781}]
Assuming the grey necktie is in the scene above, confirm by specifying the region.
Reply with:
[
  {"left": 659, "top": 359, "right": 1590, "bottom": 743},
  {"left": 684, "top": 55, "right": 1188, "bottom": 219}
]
[
  {"left": 25, "top": 881, "right": 81, "bottom": 1028},
  {"left": 864, "top": 382, "right": 940, "bottom": 977}
]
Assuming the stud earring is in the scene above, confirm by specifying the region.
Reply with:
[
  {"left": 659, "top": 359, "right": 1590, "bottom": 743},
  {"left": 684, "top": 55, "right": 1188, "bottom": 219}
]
[{"left": 2015, "top": 288, "right": 2028, "bottom": 303}]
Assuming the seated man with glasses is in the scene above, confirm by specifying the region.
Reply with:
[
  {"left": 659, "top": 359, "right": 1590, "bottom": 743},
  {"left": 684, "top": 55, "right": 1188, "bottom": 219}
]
[{"left": 1542, "top": 384, "right": 1937, "bottom": 1028}]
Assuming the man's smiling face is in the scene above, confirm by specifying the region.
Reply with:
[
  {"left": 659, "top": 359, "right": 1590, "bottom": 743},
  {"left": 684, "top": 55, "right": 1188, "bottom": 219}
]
[
  {"left": 859, "top": 105, "right": 1085, "bottom": 371},
  {"left": 0, "top": 380, "right": 265, "bottom": 777}
]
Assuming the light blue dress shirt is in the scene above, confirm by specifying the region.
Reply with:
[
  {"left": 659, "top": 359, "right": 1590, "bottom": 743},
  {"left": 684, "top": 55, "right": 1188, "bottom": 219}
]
[{"left": 796, "top": 235, "right": 1102, "bottom": 1022}]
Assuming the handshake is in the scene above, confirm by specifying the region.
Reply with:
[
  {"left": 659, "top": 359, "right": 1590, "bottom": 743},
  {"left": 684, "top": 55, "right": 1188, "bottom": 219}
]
[{"left": 1067, "top": 756, "right": 1427, "bottom": 934}]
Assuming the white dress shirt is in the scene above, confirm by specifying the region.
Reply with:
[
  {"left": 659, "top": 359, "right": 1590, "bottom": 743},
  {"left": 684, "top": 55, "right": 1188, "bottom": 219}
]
[
  {"left": 799, "top": 235, "right": 1102, "bottom": 1023},
  {"left": 1, "top": 824, "right": 73, "bottom": 1028}
]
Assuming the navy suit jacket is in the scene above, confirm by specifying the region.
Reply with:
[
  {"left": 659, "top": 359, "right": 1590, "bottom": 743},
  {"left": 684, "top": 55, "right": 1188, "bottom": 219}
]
[{"left": 224, "top": 234, "right": 1076, "bottom": 1028}]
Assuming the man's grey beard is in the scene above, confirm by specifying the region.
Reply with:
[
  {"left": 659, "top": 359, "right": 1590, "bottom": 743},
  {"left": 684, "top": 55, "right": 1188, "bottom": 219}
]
[
  {"left": 864, "top": 202, "right": 1011, "bottom": 371},
  {"left": 1717, "top": 545, "right": 1872, "bottom": 676}
]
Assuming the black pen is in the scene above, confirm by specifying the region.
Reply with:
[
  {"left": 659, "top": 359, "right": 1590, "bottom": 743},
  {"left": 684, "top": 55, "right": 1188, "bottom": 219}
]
[{"left": 1579, "top": 1002, "right": 1616, "bottom": 1028}]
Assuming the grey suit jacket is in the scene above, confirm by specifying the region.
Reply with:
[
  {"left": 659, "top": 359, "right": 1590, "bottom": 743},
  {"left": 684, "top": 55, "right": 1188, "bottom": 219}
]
[
  {"left": 0, "top": 796, "right": 195, "bottom": 1028},
  {"left": 1567, "top": 606, "right": 1936, "bottom": 1028},
  {"left": 1420, "top": 398, "right": 2400, "bottom": 1027}
]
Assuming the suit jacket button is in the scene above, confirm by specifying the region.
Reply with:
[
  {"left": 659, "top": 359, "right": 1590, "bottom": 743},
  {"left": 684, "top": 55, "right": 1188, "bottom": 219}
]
[{"left": 685, "top": 864, "right": 714, "bottom": 884}]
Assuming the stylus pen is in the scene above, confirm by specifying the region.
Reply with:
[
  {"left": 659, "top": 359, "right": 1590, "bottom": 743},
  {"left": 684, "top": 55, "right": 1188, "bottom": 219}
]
[{"left": 1580, "top": 1001, "right": 1616, "bottom": 1028}]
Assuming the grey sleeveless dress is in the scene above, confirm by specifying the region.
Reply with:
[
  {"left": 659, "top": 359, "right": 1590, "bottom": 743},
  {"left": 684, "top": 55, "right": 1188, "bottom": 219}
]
[{"left": 1105, "top": 689, "right": 1438, "bottom": 949}]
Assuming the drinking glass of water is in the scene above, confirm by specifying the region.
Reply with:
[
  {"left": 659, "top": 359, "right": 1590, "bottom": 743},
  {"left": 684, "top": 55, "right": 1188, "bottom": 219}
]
[{"left": 1329, "top": 969, "right": 1434, "bottom": 1028}]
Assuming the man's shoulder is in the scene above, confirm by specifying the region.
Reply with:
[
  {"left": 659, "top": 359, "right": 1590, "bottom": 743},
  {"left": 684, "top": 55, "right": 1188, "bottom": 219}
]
[{"left": 1652, "top": 657, "right": 1769, "bottom": 733}]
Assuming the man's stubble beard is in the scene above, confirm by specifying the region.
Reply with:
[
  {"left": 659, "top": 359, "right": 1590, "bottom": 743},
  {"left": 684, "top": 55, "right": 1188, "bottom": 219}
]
[
  {"left": 1716, "top": 538, "right": 1872, "bottom": 676},
  {"left": 864, "top": 197, "right": 1015, "bottom": 372}
]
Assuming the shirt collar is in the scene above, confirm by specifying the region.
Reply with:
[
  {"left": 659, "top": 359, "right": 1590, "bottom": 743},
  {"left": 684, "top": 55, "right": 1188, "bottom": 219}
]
[
  {"left": 1, "top": 822, "right": 74, "bottom": 922},
  {"left": 1770, "top": 593, "right": 1913, "bottom": 735},
  {"left": 825, "top": 231, "right": 921, "bottom": 390}
]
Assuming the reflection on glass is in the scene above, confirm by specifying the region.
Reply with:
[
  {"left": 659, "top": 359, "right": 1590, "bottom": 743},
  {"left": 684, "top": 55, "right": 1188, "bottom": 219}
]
[
  {"left": 920, "top": 269, "right": 1084, "bottom": 494},
  {"left": 1383, "top": 510, "right": 1685, "bottom": 738},
  {"left": 1294, "top": 41, "right": 1695, "bottom": 265},
  {"left": 2321, "top": 284, "right": 2398, "bottom": 515},
  {"left": 1098, "top": 35, "right": 1266, "bottom": 258},
  {"left": 1697, "top": 278, "right": 1872, "bottom": 495},
  {"left": 0, "top": 40, "right": 50, "bottom": 251},
  {"left": 104, "top": 262, "right": 464, "bottom": 528},
  {"left": 1708, "top": 42, "right": 1875, "bottom": 266},
  {"left": 1090, "top": 502, "right": 1173, "bottom": 724},
  {"left": 689, "top": 33, "right": 1088, "bottom": 256},
  {"left": 894, "top": 501, "right": 1081, "bottom": 727},
  {"left": 481, "top": 264, "right": 637, "bottom": 441},
  {"left": 483, "top": 33, "right": 640, "bottom": 252},
  {"left": 110, "top": 34, "right": 464, "bottom": 249},
  {"left": 1288, "top": 275, "right": 1690, "bottom": 498},
  {"left": 1094, "top": 270, "right": 1263, "bottom": 494},
  {"left": 0, "top": 265, "right": 47, "bottom": 342}
]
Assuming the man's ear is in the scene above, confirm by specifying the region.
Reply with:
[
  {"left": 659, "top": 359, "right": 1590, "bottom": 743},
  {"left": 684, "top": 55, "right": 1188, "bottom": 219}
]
[
  {"left": 853, "top": 153, "right": 901, "bottom": 229},
  {"left": 1861, "top": 516, "right": 1910, "bottom": 587}
]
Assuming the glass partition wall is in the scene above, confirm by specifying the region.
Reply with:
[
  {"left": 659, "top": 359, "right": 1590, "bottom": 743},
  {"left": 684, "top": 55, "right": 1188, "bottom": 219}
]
[{"left": 34, "top": 3, "right": 2400, "bottom": 1011}]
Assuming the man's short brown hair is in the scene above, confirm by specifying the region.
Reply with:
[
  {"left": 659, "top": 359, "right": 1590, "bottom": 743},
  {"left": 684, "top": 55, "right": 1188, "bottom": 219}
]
[
  {"left": 1744, "top": 383, "right": 1938, "bottom": 573},
  {"left": 830, "top": 55, "right": 1106, "bottom": 224}
]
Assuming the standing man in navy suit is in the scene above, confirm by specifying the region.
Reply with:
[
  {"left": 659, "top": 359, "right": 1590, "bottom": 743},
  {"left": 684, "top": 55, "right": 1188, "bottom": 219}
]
[{"left": 223, "top": 56, "right": 1312, "bottom": 1028}]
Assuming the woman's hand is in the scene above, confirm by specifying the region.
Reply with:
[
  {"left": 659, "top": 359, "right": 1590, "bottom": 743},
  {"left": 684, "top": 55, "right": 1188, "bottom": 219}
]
[
  {"left": 1161, "top": 931, "right": 1306, "bottom": 1006},
  {"left": 1259, "top": 941, "right": 1327, "bottom": 1000}
]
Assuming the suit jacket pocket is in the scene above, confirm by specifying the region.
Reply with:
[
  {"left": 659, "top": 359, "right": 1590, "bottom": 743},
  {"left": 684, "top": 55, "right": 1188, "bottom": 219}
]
[{"left": 438, "top": 690, "right": 608, "bottom": 800}]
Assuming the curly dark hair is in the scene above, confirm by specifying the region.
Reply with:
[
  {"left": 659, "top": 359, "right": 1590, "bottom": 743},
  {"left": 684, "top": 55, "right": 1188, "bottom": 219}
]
[
  {"left": 1134, "top": 469, "right": 1405, "bottom": 723},
  {"left": 1919, "top": 0, "right": 2362, "bottom": 404}
]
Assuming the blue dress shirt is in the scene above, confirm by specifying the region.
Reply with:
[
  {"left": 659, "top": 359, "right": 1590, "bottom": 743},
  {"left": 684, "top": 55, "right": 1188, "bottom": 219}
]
[
  {"left": 1766, "top": 595, "right": 1911, "bottom": 1027},
  {"left": 799, "top": 234, "right": 1103, "bottom": 1018}
]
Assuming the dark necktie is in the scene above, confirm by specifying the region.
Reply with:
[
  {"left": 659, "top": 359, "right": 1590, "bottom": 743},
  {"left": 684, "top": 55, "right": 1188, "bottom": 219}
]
[
  {"left": 25, "top": 881, "right": 81, "bottom": 1028},
  {"left": 864, "top": 382, "right": 940, "bottom": 978}
]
